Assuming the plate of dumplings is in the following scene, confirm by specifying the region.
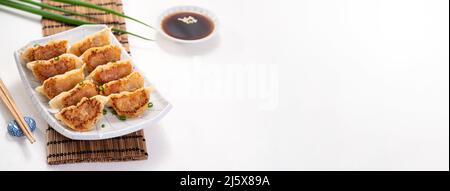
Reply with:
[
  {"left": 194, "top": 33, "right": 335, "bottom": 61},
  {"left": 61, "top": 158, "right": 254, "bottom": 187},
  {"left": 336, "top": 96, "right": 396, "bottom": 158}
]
[{"left": 14, "top": 25, "right": 172, "bottom": 140}]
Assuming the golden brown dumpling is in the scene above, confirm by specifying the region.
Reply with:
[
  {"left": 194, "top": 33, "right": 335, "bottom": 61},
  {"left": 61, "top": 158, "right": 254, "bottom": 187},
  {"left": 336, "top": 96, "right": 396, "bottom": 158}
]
[
  {"left": 26, "top": 53, "right": 83, "bottom": 82},
  {"left": 108, "top": 87, "right": 152, "bottom": 118},
  {"left": 21, "top": 39, "right": 68, "bottom": 62},
  {"left": 101, "top": 71, "right": 144, "bottom": 96},
  {"left": 55, "top": 95, "right": 108, "bottom": 131},
  {"left": 36, "top": 66, "right": 85, "bottom": 99},
  {"left": 86, "top": 59, "right": 133, "bottom": 84},
  {"left": 49, "top": 80, "right": 99, "bottom": 109},
  {"left": 69, "top": 28, "right": 111, "bottom": 56},
  {"left": 81, "top": 45, "right": 121, "bottom": 73}
]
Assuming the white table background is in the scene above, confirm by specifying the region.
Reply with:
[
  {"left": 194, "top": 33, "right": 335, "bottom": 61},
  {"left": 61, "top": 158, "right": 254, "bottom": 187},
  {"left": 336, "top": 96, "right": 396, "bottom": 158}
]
[{"left": 0, "top": 0, "right": 448, "bottom": 171}]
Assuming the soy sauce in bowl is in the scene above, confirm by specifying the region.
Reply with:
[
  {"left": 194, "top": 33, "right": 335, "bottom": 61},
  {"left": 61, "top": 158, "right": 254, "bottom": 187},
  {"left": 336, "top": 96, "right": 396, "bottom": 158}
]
[{"left": 161, "top": 12, "right": 215, "bottom": 41}]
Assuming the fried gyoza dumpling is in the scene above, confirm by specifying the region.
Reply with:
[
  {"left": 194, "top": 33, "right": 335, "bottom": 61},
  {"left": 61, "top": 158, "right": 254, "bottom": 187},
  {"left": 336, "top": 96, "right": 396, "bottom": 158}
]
[
  {"left": 86, "top": 59, "right": 133, "bottom": 84},
  {"left": 55, "top": 95, "right": 108, "bottom": 131},
  {"left": 101, "top": 71, "right": 144, "bottom": 96},
  {"left": 81, "top": 45, "right": 121, "bottom": 73},
  {"left": 69, "top": 28, "right": 111, "bottom": 56},
  {"left": 108, "top": 87, "right": 152, "bottom": 118},
  {"left": 36, "top": 66, "right": 85, "bottom": 99},
  {"left": 26, "top": 53, "right": 83, "bottom": 82},
  {"left": 21, "top": 39, "right": 68, "bottom": 62},
  {"left": 49, "top": 80, "right": 99, "bottom": 109}
]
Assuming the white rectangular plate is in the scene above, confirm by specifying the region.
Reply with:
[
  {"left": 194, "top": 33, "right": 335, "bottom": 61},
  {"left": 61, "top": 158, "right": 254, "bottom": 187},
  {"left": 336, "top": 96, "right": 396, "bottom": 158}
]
[{"left": 14, "top": 25, "right": 172, "bottom": 140}]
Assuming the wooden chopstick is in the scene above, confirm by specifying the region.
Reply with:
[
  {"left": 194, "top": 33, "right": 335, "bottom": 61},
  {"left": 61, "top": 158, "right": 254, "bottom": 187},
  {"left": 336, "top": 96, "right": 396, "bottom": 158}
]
[
  {"left": 0, "top": 79, "right": 36, "bottom": 143},
  {"left": 0, "top": 83, "right": 35, "bottom": 143},
  {"left": 0, "top": 90, "right": 35, "bottom": 143},
  {"left": 0, "top": 81, "right": 35, "bottom": 143}
]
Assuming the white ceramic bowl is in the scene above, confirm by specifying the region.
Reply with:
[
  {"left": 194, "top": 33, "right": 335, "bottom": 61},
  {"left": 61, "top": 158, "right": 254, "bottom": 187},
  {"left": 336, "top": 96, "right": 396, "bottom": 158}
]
[
  {"left": 157, "top": 5, "right": 219, "bottom": 44},
  {"left": 14, "top": 25, "right": 172, "bottom": 140}
]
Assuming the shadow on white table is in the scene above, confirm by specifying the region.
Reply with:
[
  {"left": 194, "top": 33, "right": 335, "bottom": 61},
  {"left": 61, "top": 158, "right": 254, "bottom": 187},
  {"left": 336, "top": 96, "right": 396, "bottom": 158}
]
[{"left": 155, "top": 33, "right": 221, "bottom": 57}]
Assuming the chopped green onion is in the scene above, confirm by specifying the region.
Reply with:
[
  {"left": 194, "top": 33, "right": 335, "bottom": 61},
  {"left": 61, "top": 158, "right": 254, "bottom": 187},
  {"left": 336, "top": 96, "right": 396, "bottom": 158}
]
[
  {"left": 102, "top": 109, "right": 107, "bottom": 115},
  {"left": 54, "top": 56, "right": 60, "bottom": 61},
  {"left": 111, "top": 109, "right": 117, "bottom": 115},
  {"left": 118, "top": 115, "right": 127, "bottom": 121},
  {"left": 33, "top": 43, "right": 39, "bottom": 47},
  {"left": 147, "top": 102, "right": 153, "bottom": 108},
  {"left": 97, "top": 85, "right": 105, "bottom": 92},
  {"left": 101, "top": 124, "right": 105, "bottom": 128}
]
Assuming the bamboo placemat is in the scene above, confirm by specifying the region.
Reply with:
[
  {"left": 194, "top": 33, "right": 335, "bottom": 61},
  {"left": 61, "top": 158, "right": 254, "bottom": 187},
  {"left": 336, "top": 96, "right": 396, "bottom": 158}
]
[{"left": 41, "top": 0, "right": 148, "bottom": 165}]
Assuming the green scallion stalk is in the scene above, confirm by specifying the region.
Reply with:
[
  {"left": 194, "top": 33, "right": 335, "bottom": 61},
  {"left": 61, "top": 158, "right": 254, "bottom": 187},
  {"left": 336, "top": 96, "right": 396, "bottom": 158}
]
[
  {"left": 17, "top": 0, "right": 96, "bottom": 20},
  {"left": 0, "top": 0, "right": 152, "bottom": 40},
  {"left": 51, "top": 0, "right": 155, "bottom": 30}
]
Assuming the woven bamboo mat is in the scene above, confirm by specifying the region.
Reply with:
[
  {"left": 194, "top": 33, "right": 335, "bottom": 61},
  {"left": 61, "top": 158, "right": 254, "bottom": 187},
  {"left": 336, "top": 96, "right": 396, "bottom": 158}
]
[{"left": 41, "top": 0, "right": 148, "bottom": 165}]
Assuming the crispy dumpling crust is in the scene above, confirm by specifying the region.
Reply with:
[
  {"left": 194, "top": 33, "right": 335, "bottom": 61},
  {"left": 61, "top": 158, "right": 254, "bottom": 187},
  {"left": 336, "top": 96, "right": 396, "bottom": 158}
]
[
  {"left": 26, "top": 53, "right": 83, "bottom": 82},
  {"left": 87, "top": 59, "right": 133, "bottom": 84},
  {"left": 81, "top": 45, "right": 121, "bottom": 73},
  {"left": 36, "top": 66, "right": 85, "bottom": 99},
  {"left": 21, "top": 39, "right": 68, "bottom": 62},
  {"left": 101, "top": 71, "right": 144, "bottom": 96},
  {"left": 55, "top": 95, "right": 108, "bottom": 131},
  {"left": 49, "top": 80, "right": 99, "bottom": 109},
  {"left": 69, "top": 28, "right": 111, "bottom": 56},
  {"left": 108, "top": 87, "right": 152, "bottom": 118}
]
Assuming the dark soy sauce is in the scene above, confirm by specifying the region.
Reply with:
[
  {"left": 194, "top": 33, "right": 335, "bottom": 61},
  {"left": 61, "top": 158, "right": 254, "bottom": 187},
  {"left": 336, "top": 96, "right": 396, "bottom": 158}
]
[{"left": 162, "top": 12, "right": 214, "bottom": 40}]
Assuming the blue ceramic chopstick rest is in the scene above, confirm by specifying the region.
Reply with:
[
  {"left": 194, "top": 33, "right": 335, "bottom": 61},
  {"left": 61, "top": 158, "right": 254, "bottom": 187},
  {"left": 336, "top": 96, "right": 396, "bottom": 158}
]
[{"left": 7, "top": 116, "right": 36, "bottom": 137}]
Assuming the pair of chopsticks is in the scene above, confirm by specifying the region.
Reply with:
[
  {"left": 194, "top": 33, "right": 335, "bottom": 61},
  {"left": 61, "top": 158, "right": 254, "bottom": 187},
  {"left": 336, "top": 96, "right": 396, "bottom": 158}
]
[{"left": 0, "top": 78, "right": 36, "bottom": 143}]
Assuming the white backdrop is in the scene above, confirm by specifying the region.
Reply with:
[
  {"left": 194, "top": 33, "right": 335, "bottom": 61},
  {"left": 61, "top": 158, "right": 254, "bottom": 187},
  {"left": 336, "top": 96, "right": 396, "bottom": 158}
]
[{"left": 0, "top": 0, "right": 448, "bottom": 170}]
